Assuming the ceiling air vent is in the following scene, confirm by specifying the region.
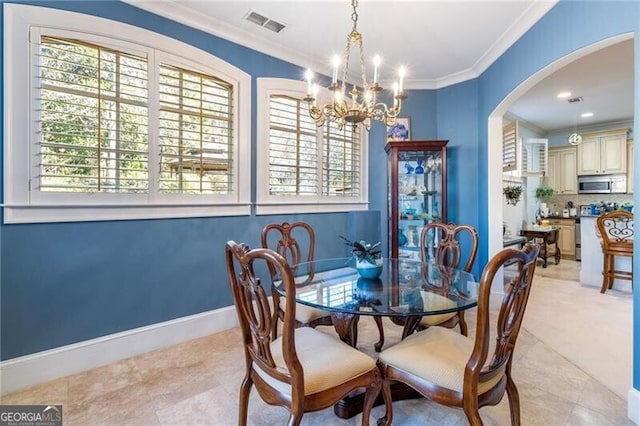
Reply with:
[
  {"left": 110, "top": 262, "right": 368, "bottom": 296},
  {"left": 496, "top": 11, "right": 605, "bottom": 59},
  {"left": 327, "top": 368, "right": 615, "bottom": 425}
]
[
  {"left": 567, "top": 96, "right": 583, "bottom": 103},
  {"left": 245, "top": 10, "right": 286, "bottom": 33}
]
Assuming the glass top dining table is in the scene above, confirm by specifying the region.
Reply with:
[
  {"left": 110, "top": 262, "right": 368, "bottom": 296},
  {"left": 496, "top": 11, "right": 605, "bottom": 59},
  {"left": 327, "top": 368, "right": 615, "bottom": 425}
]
[{"left": 273, "top": 257, "right": 480, "bottom": 347}]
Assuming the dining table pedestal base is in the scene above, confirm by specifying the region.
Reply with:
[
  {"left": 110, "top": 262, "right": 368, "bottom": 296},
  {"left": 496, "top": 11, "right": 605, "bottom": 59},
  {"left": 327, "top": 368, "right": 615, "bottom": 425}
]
[{"left": 333, "top": 382, "right": 422, "bottom": 419}]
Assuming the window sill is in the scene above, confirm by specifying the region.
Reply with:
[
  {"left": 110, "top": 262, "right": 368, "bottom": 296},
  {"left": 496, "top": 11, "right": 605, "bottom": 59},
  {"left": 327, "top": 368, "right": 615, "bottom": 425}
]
[{"left": 2, "top": 203, "right": 251, "bottom": 224}]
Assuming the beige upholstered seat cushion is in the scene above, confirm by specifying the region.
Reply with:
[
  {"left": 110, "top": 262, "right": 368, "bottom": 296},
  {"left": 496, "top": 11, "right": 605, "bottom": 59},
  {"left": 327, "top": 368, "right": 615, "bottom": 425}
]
[
  {"left": 255, "top": 327, "right": 376, "bottom": 396},
  {"left": 419, "top": 292, "right": 457, "bottom": 327},
  {"left": 379, "top": 326, "right": 503, "bottom": 394},
  {"left": 279, "top": 297, "right": 329, "bottom": 322}
]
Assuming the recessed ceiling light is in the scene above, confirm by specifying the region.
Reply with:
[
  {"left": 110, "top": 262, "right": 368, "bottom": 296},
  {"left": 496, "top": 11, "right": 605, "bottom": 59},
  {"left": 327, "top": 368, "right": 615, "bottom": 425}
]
[
  {"left": 557, "top": 91, "right": 572, "bottom": 99},
  {"left": 581, "top": 112, "right": 594, "bottom": 118}
]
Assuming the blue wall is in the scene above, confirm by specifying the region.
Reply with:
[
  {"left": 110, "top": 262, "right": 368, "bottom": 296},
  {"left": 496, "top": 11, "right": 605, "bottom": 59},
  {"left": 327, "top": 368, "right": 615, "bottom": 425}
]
[
  {"left": 0, "top": 1, "right": 387, "bottom": 360},
  {"left": 1, "top": 0, "right": 638, "bottom": 392}
]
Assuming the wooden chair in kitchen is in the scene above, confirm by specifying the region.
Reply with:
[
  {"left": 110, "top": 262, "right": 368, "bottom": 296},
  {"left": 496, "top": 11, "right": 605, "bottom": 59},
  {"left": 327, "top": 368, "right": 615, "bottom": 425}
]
[
  {"left": 374, "top": 222, "right": 479, "bottom": 352},
  {"left": 225, "top": 241, "right": 384, "bottom": 426},
  {"left": 371, "top": 242, "right": 540, "bottom": 426},
  {"left": 596, "top": 210, "right": 633, "bottom": 294},
  {"left": 261, "top": 222, "right": 333, "bottom": 338}
]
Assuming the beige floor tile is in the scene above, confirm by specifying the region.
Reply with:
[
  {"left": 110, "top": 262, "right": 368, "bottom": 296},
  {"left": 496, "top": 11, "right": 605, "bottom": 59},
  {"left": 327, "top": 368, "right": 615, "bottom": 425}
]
[
  {"left": 577, "top": 377, "right": 630, "bottom": 419},
  {"left": 568, "top": 404, "right": 635, "bottom": 426},
  {"left": 0, "top": 376, "right": 68, "bottom": 406},
  {"left": 67, "top": 358, "right": 143, "bottom": 406},
  {"left": 514, "top": 341, "right": 590, "bottom": 403}
]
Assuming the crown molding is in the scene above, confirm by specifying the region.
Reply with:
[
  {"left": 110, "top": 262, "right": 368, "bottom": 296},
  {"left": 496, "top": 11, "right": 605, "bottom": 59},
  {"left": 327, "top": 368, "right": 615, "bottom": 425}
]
[{"left": 123, "top": 0, "right": 557, "bottom": 90}]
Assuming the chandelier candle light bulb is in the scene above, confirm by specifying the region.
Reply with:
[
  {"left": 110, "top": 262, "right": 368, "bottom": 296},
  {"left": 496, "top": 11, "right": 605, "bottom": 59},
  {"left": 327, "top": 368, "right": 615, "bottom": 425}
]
[
  {"left": 373, "top": 54, "right": 380, "bottom": 84},
  {"left": 303, "top": 0, "right": 407, "bottom": 130}
]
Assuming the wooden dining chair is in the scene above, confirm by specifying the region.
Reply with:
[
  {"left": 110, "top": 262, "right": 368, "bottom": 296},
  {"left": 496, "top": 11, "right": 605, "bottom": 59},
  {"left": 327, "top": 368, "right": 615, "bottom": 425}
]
[
  {"left": 370, "top": 242, "right": 540, "bottom": 426},
  {"left": 225, "top": 241, "right": 384, "bottom": 426},
  {"left": 596, "top": 210, "right": 633, "bottom": 293},
  {"left": 417, "top": 222, "right": 479, "bottom": 335},
  {"left": 261, "top": 222, "right": 333, "bottom": 338},
  {"left": 373, "top": 222, "right": 479, "bottom": 352}
]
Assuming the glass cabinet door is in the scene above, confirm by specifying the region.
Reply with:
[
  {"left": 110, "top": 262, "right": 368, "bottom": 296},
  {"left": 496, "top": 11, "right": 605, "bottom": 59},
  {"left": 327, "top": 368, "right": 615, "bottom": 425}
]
[{"left": 385, "top": 140, "right": 448, "bottom": 260}]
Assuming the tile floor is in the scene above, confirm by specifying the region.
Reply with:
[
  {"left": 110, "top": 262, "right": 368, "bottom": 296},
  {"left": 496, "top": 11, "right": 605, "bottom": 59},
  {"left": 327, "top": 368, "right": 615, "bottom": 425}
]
[{"left": 1, "top": 260, "right": 634, "bottom": 425}]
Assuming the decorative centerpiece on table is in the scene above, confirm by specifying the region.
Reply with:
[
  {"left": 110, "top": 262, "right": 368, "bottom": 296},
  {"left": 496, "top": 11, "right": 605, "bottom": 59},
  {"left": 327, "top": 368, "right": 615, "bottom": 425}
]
[{"left": 340, "top": 236, "right": 383, "bottom": 279}]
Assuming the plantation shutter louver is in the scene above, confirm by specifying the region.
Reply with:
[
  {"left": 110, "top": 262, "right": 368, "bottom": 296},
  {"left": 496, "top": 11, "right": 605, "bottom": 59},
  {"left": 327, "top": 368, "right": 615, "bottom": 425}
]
[
  {"left": 38, "top": 36, "right": 149, "bottom": 193},
  {"left": 158, "top": 64, "right": 234, "bottom": 194}
]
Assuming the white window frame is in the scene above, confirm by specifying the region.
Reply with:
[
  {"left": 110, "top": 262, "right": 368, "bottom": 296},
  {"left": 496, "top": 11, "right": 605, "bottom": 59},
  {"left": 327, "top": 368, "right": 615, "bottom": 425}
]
[
  {"left": 256, "top": 78, "right": 369, "bottom": 215},
  {"left": 3, "top": 4, "right": 251, "bottom": 223}
]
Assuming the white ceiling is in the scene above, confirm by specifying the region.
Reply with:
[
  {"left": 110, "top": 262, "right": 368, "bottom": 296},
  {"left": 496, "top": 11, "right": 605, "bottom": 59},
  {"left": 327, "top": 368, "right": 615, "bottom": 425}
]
[{"left": 125, "top": 0, "right": 633, "bottom": 133}]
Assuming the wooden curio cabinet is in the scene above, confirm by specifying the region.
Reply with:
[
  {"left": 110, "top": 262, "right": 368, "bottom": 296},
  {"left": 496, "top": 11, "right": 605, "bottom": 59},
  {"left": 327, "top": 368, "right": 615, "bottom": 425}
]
[{"left": 385, "top": 140, "right": 448, "bottom": 259}]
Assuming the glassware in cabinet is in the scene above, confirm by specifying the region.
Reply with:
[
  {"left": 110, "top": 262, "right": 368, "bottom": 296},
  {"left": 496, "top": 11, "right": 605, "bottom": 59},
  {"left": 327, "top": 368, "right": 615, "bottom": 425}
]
[{"left": 385, "top": 140, "right": 448, "bottom": 259}]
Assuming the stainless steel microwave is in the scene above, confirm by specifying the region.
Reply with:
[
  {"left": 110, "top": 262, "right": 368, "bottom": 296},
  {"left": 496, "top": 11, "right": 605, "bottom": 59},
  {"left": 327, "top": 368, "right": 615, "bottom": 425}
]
[{"left": 577, "top": 174, "right": 627, "bottom": 194}]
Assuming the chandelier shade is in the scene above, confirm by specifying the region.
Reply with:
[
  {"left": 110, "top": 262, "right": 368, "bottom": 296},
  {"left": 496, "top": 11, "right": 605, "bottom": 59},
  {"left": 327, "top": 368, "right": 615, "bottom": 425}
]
[{"left": 304, "top": 0, "right": 407, "bottom": 131}]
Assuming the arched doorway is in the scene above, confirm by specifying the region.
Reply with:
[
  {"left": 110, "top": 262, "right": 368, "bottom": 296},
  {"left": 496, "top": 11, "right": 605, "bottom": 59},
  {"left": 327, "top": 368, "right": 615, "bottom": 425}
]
[
  {"left": 487, "top": 32, "right": 634, "bottom": 271},
  {"left": 487, "top": 32, "right": 635, "bottom": 404}
]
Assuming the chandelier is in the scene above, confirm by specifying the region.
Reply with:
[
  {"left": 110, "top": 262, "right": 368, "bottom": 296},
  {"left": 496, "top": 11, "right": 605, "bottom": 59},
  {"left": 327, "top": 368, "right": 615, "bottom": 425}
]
[{"left": 304, "top": 0, "right": 407, "bottom": 131}]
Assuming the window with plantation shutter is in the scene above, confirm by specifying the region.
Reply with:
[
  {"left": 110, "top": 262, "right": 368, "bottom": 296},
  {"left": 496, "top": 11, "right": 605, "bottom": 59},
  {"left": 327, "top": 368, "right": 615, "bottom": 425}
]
[
  {"left": 268, "top": 96, "right": 318, "bottom": 195},
  {"left": 4, "top": 5, "right": 251, "bottom": 223},
  {"left": 256, "top": 78, "right": 368, "bottom": 215},
  {"left": 38, "top": 36, "right": 150, "bottom": 194},
  {"left": 502, "top": 121, "right": 518, "bottom": 172}
]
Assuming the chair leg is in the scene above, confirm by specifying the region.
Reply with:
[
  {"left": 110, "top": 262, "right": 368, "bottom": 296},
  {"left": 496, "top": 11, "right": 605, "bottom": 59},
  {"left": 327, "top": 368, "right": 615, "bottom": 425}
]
[
  {"left": 601, "top": 254, "right": 610, "bottom": 294},
  {"left": 373, "top": 316, "right": 385, "bottom": 352},
  {"left": 462, "top": 406, "right": 483, "bottom": 426},
  {"left": 287, "top": 412, "right": 303, "bottom": 426},
  {"left": 361, "top": 371, "right": 383, "bottom": 426},
  {"left": 376, "top": 378, "right": 393, "bottom": 426},
  {"left": 238, "top": 376, "right": 253, "bottom": 426},
  {"left": 506, "top": 373, "right": 522, "bottom": 426},
  {"left": 608, "top": 255, "right": 615, "bottom": 289}
]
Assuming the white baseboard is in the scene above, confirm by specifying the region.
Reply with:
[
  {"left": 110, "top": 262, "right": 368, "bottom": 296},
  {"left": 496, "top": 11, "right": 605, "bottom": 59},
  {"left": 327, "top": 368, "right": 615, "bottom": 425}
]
[
  {"left": 0, "top": 306, "right": 238, "bottom": 395},
  {"left": 628, "top": 387, "right": 640, "bottom": 424}
]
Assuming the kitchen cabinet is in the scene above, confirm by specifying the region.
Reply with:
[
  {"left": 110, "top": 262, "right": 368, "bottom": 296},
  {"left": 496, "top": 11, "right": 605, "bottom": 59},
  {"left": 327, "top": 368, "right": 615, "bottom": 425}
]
[
  {"left": 547, "top": 218, "right": 576, "bottom": 259},
  {"left": 628, "top": 140, "right": 633, "bottom": 193},
  {"left": 577, "top": 129, "right": 628, "bottom": 175},
  {"left": 547, "top": 147, "right": 577, "bottom": 194},
  {"left": 385, "top": 140, "right": 448, "bottom": 260}
]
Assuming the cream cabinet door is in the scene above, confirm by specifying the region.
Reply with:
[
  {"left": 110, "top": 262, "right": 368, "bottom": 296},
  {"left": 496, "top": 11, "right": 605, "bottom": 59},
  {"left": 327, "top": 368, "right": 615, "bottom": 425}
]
[
  {"left": 600, "top": 134, "right": 627, "bottom": 174},
  {"left": 577, "top": 132, "right": 627, "bottom": 175},
  {"left": 547, "top": 150, "right": 560, "bottom": 191},
  {"left": 548, "top": 147, "right": 577, "bottom": 194},
  {"left": 559, "top": 149, "right": 577, "bottom": 194},
  {"left": 577, "top": 137, "right": 601, "bottom": 175},
  {"left": 557, "top": 225, "right": 575, "bottom": 257}
]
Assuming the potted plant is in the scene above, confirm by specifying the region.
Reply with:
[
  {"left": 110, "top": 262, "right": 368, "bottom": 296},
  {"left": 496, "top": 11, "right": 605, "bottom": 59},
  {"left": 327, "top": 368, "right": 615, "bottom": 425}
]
[
  {"left": 339, "top": 236, "right": 383, "bottom": 278},
  {"left": 535, "top": 185, "right": 555, "bottom": 201},
  {"left": 503, "top": 185, "right": 523, "bottom": 206}
]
